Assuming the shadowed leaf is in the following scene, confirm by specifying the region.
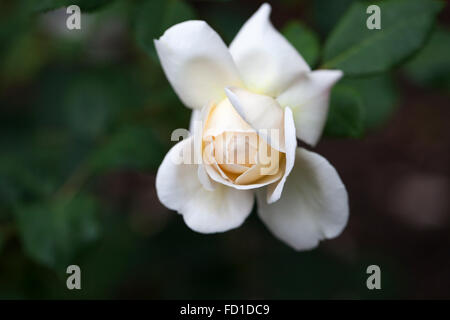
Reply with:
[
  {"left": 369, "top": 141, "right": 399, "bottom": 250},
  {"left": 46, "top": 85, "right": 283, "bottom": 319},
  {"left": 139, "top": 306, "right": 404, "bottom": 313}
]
[{"left": 323, "top": 0, "right": 444, "bottom": 75}]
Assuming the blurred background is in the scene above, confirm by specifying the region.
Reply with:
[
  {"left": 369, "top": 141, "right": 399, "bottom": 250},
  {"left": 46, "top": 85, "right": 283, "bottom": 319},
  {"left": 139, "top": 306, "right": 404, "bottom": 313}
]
[{"left": 0, "top": 0, "right": 449, "bottom": 299}]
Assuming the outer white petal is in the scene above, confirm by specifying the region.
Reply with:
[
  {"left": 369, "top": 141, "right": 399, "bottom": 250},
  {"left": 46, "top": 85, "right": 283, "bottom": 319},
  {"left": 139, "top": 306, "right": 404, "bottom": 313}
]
[
  {"left": 266, "top": 107, "right": 297, "bottom": 204},
  {"left": 225, "top": 86, "right": 285, "bottom": 152},
  {"left": 156, "top": 137, "right": 254, "bottom": 233},
  {"left": 277, "top": 70, "right": 343, "bottom": 146},
  {"left": 229, "top": 3, "right": 310, "bottom": 96},
  {"left": 198, "top": 164, "right": 216, "bottom": 191},
  {"left": 257, "top": 148, "right": 349, "bottom": 251},
  {"left": 193, "top": 103, "right": 216, "bottom": 191},
  {"left": 155, "top": 20, "right": 243, "bottom": 110},
  {"left": 189, "top": 109, "right": 202, "bottom": 132}
]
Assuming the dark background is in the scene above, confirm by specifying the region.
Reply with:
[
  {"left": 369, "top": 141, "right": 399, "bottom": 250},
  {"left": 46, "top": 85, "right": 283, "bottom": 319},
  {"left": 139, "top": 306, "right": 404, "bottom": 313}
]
[{"left": 0, "top": 0, "right": 449, "bottom": 299}]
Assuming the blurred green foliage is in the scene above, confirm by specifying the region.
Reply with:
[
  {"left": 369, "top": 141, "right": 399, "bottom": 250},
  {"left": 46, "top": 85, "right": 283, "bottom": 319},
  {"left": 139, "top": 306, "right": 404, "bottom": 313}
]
[
  {"left": 323, "top": 0, "right": 443, "bottom": 75},
  {"left": 324, "top": 85, "right": 364, "bottom": 138},
  {"left": 404, "top": 26, "right": 450, "bottom": 89},
  {"left": 29, "top": 0, "right": 115, "bottom": 13},
  {"left": 282, "top": 21, "right": 320, "bottom": 67},
  {"left": 341, "top": 74, "right": 398, "bottom": 130},
  {"left": 0, "top": 0, "right": 447, "bottom": 299},
  {"left": 134, "top": 0, "right": 196, "bottom": 61},
  {"left": 313, "top": 0, "right": 356, "bottom": 36},
  {"left": 14, "top": 194, "right": 100, "bottom": 270}
]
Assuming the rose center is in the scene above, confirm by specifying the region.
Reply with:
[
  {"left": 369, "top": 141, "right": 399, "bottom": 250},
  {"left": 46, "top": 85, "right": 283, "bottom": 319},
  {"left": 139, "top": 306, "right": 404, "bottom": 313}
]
[{"left": 202, "top": 97, "right": 285, "bottom": 185}]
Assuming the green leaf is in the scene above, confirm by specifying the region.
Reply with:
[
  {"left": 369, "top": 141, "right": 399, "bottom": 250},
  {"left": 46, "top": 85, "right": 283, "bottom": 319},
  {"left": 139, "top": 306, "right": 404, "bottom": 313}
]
[
  {"left": 403, "top": 26, "right": 450, "bottom": 89},
  {"left": 313, "top": 0, "right": 357, "bottom": 36},
  {"left": 0, "top": 2, "right": 33, "bottom": 65},
  {"left": 200, "top": 4, "right": 248, "bottom": 44},
  {"left": 134, "top": 0, "right": 196, "bottom": 60},
  {"left": 1, "top": 30, "right": 48, "bottom": 89},
  {"left": 0, "top": 159, "right": 49, "bottom": 206},
  {"left": 0, "top": 231, "right": 5, "bottom": 254},
  {"left": 14, "top": 194, "right": 100, "bottom": 269},
  {"left": 324, "top": 85, "right": 364, "bottom": 138},
  {"left": 323, "top": 0, "right": 444, "bottom": 76},
  {"left": 64, "top": 76, "right": 114, "bottom": 139},
  {"left": 90, "top": 125, "right": 165, "bottom": 173},
  {"left": 282, "top": 21, "right": 320, "bottom": 67},
  {"left": 0, "top": 131, "right": 61, "bottom": 204},
  {"left": 29, "top": 0, "right": 115, "bottom": 13},
  {"left": 62, "top": 69, "right": 141, "bottom": 140},
  {"left": 341, "top": 74, "right": 398, "bottom": 130}
]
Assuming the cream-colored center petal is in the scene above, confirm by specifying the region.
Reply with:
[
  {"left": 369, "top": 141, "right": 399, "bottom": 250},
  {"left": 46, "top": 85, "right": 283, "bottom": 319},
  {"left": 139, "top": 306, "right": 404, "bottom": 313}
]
[{"left": 201, "top": 96, "right": 286, "bottom": 187}]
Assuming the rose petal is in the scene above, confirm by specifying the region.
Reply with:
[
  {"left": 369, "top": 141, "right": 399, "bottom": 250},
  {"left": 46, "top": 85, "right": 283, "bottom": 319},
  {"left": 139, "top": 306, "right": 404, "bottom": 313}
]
[
  {"left": 225, "top": 86, "right": 285, "bottom": 152},
  {"left": 257, "top": 148, "right": 349, "bottom": 250},
  {"left": 266, "top": 107, "right": 297, "bottom": 203},
  {"left": 203, "top": 98, "right": 254, "bottom": 139},
  {"left": 229, "top": 3, "right": 310, "bottom": 96},
  {"left": 203, "top": 142, "right": 283, "bottom": 190},
  {"left": 156, "top": 137, "right": 254, "bottom": 233},
  {"left": 155, "top": 20, "right": 243, "bottom": 109},
  {"left": 277, "top": 70, "right": 343, "bottom": 146},
  {"left": 189, "top": 109, "right": 202, "bottom": 132}
]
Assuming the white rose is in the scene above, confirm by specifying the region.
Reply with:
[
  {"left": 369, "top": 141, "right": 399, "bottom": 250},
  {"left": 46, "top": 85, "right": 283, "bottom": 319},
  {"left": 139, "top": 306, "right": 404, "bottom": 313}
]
[{"left": 154, "top": 3, "right": 349, "bottom": 250}]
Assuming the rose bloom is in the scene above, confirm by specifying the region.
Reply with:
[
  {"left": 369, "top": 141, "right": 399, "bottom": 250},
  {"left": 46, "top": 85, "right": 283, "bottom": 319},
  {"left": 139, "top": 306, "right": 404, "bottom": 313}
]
[{"left": 154, "top": 3, "right": 348, "bottom": 250}]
